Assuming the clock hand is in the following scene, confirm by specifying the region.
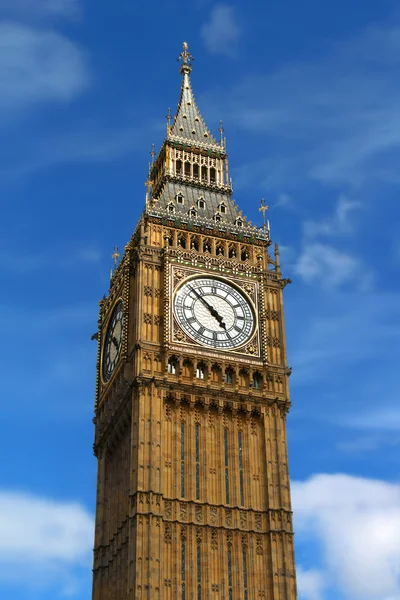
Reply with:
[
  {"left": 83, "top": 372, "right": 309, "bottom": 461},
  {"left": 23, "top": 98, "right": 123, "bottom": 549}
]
[
  {"left": 111, "top": 335, "right": 119, "bottom": 350},
  {"left": 189, "top": 286, "right": 226, "bottom": 326}
]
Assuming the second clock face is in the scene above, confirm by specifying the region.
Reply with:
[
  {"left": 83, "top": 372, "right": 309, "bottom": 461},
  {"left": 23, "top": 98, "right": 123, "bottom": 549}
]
[
  {"left": 102, "top": 300, "right": 124, "bottom": 382},
  {"left": 174, "top": 277, "right": 255, "bottom": 349}
]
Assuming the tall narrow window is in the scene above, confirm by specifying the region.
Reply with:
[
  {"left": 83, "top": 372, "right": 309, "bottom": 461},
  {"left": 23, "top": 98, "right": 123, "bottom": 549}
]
[
  {"left": 181, "top": 541, "right": 186, "bottom": 600},
  {"left": 227, "top": 548, "right": 233, "bottom": 600},
  {"left": 181, "top": 423, "right": 185, "bottom": 498},
  {"left": 195, "top": 423, "right": 200, "bottom": 500},
  {"left": 243, "top": 550, "right": 248, "bottom": 600},
  {"left": 224, "top": 428, "right": 230, "bottom": 504},
  {"left": 238, "top": 431, "right": 244, "bottom": 506},
  {"left": 197, "top": 543, "right": 201, "bottom": 600}
]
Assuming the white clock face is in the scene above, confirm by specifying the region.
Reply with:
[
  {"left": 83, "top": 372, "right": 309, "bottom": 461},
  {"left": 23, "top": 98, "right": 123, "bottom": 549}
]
[{"left": 174, "top": 277, "right": 255, "bottom": 350}]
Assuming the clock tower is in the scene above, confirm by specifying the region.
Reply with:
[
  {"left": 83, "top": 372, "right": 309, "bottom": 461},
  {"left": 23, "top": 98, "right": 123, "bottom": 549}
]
[{"left": 92, "top": 43, "right": 298, "bottom": 600}]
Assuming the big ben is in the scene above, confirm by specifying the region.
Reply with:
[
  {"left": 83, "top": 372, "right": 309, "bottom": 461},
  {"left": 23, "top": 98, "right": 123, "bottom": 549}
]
[{"left": 92, "top": 43, "right": 298, "bottom": 600}]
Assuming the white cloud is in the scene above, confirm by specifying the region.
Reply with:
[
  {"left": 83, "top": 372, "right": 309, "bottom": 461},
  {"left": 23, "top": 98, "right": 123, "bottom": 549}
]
[
  {"left": 201, "top": 5, "right": 241, "bottom": 57},
  {"left": 345, "top": 407, "right": 400, "bottom": 432},
  {"left": 303, "top": 195, "right": 362, "bottom": 238},
  {"left": 0, "top": 0, "right": 79, "bottom": 18},
  {"left": 297, "top": 567, "right": 325, "bottom": 600},
  {"left": 0, "top": 22, "right": 89, "bottom": 113},
  {"left": 293, "top": 474, "right": 400, "bottom": 600},
  {"left": 295, "top": 243, "right": 369, "bottom": 289},
  {"left": 0, "top": 491, "right": 93, "bottom": 591}
]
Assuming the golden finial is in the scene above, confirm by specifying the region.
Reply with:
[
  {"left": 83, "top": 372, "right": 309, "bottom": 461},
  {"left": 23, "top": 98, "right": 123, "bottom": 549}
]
[
  {"left": 166, "top": 107, "right": 172, "bottom": 133},
  {"left": 112, "top": 245, "right": 120, "bottom": 269},
  {"left": 150, "top": 143, "right": 156, "bottom": 164},
  {"left": 178, "top": 41, "right": 194, "bottom": 74},
  {"left": 259, "top": 198, "right": 269, "bottom": 231}
]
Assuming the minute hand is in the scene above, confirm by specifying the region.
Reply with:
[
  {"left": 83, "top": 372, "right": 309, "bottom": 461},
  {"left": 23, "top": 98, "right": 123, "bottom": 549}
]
[{"left": 189, "top": 287, "right": 226, "bottom": 329}]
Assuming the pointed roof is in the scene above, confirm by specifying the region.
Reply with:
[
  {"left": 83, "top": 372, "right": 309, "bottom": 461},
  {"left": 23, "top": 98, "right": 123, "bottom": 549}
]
[{"left": 169, "top": 42, "right": 218, "bottom": 146}]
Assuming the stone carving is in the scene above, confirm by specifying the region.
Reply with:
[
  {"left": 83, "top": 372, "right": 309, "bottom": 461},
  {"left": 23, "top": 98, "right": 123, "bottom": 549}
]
[
  {"left": 164, "top": 404, "right": 172, "bottom": 422},
  {"left": 164, "top": 523, "right": 172, "bottom": 544},
  {"left": 180, "top": 503, "right": 187, "bottom": 521},
  {"left": 211, "top": 528, "right": 218, "bottom": 550},
  {"left": 225, "top": 508, "right": 232, "bottom": 526},
  {"left": 256, "top": 534, "right": 263, "bottom": 555},
  {"left": 165, "top": 501, "right": 172, "bottom": 519},
  {"left": 195, "top": 505, "right": 203, "bottom": 523},
  {"left": 210, "top": 506, "right": 218, "bottom": 524}
]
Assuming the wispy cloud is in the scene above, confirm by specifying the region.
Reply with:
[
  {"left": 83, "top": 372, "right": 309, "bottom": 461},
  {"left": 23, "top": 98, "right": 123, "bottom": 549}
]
[
  {"left": 294, "top": 196, "right": 370, "bottom": 290},
  {"left": 0, "top": 22, "right": 89, "bottom": 115},
  {"left": 201, "top": 5, "right": 241, "bottom": 57},
  {"left": 293, "top": 474, "right": 400, "bottom": 599},
  {"left": 223, "top": 20, "right": 400, "bottom": 189},
  {"left": 288, "top": 290, "right": 400, "bottom": 383},
  {"left": 303, "top": 195, "right": 362, "bottom": 238},
  {"left": 0, "top": 490, "right": 93, "bottom": 593},
  {"left": 0, "top": 0, "right": 79, "bottom": 18},
  {"left": 295, "top": 243, "right": 370, "bottom": 290},
  {"left": 0, "top": 244, "right": 102, "bottom": 273},
  {"left": 296, "top": 567, "right": 325, "bottom": 600}
]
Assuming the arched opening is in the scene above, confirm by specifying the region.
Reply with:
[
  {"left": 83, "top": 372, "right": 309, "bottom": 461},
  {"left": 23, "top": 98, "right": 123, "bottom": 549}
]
[
  {"left": 228, "top": 244, "right": 237, "bottom": 258},
  {"left": 191, "top": 236, "right": 200, "bottom": 251},
  {"left": 177, "top": 235, "right": 187, "bottom": 249},
  {"left": 193, "top": 163, "right": 199, "bottom": 179},
  {"left": 224, "top": 367, "right": 234, "bottom": 385},
  {"left": 211, "top": 363, "right": 222, "bottom": 383},
  {"left": 176, "top": 160, "right": 182, "bottom": 175},
  {"left": 241, "top": 247, "right": 249, "bottom": 261},
  {"left": 182, "top": 358, "right": 194, "bottom": 379},
  {"left": 210, "top": 167, "right": 216, "bottom": 183},
  {"left": 201, "top": 166, "right": 208, "bottom": 181},
  {"left": 203, "top": 238, "right": 211, "bottom": 253},
  {"left": 196, "top": 362, "right": 207, "bottom": 380},
  {"left": 216, "top": 243, "right": 225, "bottom": 256},
  {"left": 168, "top": 357, "right": 178, "bottom": 375},
  {"left": 184, "top": 162, "right": 191, "bottom": 177},
  {"left": 252, "top": 372, "right": 263, "bottom": 390},
  {"left": 239, "top": 368, "right": 250, "bottom": 388}
]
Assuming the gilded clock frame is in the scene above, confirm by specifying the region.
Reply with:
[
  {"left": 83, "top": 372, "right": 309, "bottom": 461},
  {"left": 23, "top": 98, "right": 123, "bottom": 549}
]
[
  {"left": 100, "top": 296, "right": 125, "bottom": 386},
  {"left": 168, "top": 264, "right": 262, "bottom": 360}
]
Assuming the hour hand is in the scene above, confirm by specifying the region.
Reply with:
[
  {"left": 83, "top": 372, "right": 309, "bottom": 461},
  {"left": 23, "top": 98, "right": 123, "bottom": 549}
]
[{"left": 111, "top": 335, "right": 119, "bottom": 349}]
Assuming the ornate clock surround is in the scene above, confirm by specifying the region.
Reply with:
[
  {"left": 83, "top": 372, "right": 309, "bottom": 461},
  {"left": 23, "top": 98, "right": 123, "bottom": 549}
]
[{"left": 168, "top": 263, "right": 262, "bottom": 361}]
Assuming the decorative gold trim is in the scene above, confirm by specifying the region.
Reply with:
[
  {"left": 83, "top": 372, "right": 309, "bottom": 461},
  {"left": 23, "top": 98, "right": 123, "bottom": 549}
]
[{"left": 171, "top": 271, "right": 259, "bottom": 354}]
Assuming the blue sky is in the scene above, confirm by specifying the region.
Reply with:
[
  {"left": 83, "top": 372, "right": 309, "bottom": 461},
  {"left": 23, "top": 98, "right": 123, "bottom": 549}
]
[{"left": 1, "top": 0, "right": 400, "bottom": 598}]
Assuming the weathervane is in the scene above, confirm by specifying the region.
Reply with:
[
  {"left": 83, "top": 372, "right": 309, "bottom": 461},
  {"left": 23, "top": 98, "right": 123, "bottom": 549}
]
[
  {"left": 178, "top": 41, "right": 194, "bottom": 74},
  {"left": 259, "top": 198, "right": 269, "bottom": 231}
]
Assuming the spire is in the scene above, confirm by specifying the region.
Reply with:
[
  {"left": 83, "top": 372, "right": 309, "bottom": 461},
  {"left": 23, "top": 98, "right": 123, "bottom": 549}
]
[{"left": 169, "top": 42, "right": 218, "bottom": 145}]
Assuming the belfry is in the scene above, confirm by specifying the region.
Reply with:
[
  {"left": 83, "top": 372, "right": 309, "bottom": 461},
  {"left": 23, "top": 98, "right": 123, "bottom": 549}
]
[{"left": 92, "top": 42, "right": 298, "bottom": 600}]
